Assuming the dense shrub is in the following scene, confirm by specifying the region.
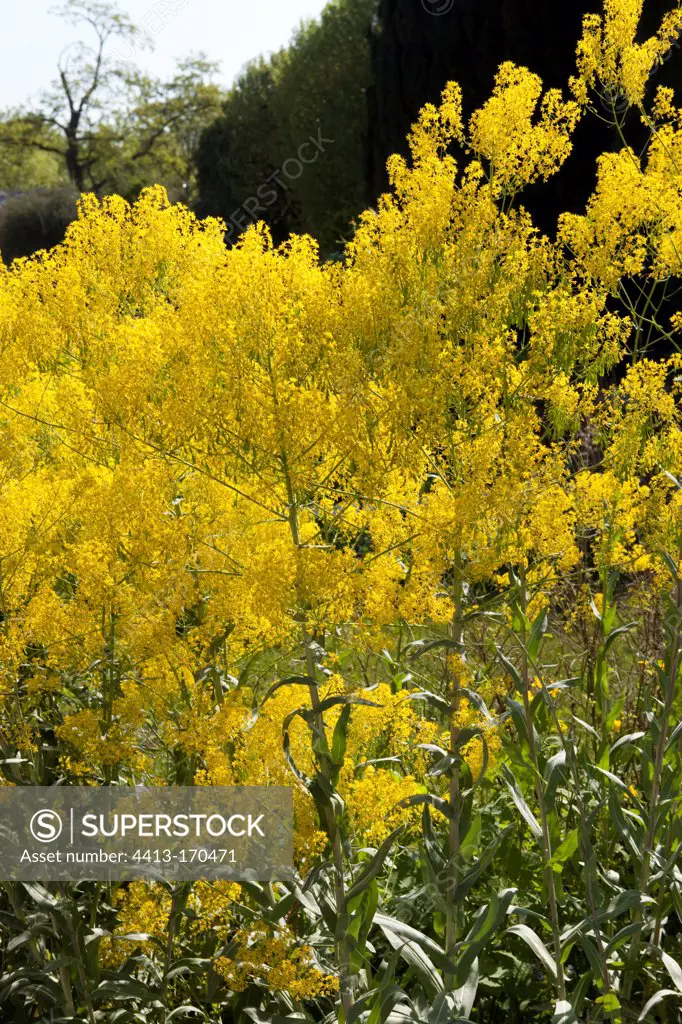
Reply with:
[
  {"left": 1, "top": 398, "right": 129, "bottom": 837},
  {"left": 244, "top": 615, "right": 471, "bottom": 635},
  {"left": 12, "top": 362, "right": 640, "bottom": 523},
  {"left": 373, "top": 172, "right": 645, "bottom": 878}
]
[{"left": 0, "top": 187, "right": 78, "bottom": 263}]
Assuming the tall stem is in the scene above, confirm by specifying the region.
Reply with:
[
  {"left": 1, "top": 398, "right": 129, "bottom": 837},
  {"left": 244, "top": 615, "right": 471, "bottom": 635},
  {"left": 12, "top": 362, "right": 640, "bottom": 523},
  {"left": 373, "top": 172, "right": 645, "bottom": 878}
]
[
  {"left": 304, "top": 637, "right": 353, "bottom": 1021},
  {"left": 163, "top": 882, "right": 191, "bottom": 1017},
  {"left": 551, "top": 716, "right": 620, "bottom": 1014},
  {"left": 519, "top": 581, "right": 566, "bottom": 1003},
  {"left": 280, "top": 440, "right": 353, "bottom": 1022},
  {"left": 445, "top": 554, "right": 464, "bottom": 989},
  {"left": 65, "top": 901, "right": 96, "bottom": 1024}
]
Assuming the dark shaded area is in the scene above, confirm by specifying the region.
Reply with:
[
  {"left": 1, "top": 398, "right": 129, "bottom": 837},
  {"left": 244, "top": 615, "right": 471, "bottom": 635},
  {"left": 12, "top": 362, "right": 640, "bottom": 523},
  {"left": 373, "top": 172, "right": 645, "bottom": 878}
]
[{"left": 367, "top": 0, "right": 682, "bottom": 236}]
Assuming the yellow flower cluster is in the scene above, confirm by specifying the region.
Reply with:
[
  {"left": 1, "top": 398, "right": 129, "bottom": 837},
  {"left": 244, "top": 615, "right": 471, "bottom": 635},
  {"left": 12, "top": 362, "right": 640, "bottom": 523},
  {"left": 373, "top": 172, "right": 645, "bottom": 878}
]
[
  {"left": 100, "top": 879, "right": 242, "bottom": 968},
  {"left": 573, "top": 0, "right": 682, "bottom": 106},
  {"left": 99, "top": 881, "right": 171, "bottom": 967},
  {"left": 215, "top": 923, "right": 338, "bottom": 1000},
  {"left": 470, "top": 63, "right": 581, "bottom": 196}
]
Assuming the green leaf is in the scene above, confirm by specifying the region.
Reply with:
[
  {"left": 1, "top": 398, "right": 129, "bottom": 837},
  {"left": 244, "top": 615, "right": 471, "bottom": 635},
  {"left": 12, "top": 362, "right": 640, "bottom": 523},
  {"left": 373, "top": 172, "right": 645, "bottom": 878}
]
[
  {"left": 21, "top": 882, "right": 59, "bottom": 909},
  {"left": 603, "top": 922, "right": 640, "bottom": 956},
  {"left": 374, "top": 913, "right": 455, "bottom": 976},
  {"left": 409, "top": 638, "right": 464, "bottom": 658},
  {"left": 459, "top": 687, "right": 495, "bottom": 722},
  {"left": 379, "top": 927, "right": 444, "bottom": 999},
  {"left": 167, "top": 1008, "right": 207, "bottom": 1021},
  {"left": 94, "top": 978, "right": 160, "bottom": 1002},
  {"left": 392, "top": 791, "right": 454, "bottom": 821},
  {"left": 666, "top": 719, "right": 682, "bottom": 750},
  {"left": 505, "top": 924, "right": 557, "bottom": 979},
  {"left": 571, "top": 715, "right": 599, "bottom": 740},
  {"left": 497, "top": 650, "right": 523, "bottom": 693},
  {"left": 459, "top": 811, "right": 482, "bottom": 856},
  {"left": 639, "top": 990, "right": 682, "bottom": 1021},
  {"left": 608, "top": 788, "right": 642, "bottom": 857},
  {"left": 505, "top": 697, "right": 533, "bottom": 749},
  {"left": 453, "top": 956, "right": 479, "bottom": 1017},
  {"left": 355, "top": 756, "right": 404, "bottom": 772},
  {"left": 593, "top": 765, "right": 629, "bottom": 792},
  {"left": 552, "top": 1000, "right": 579, "bottom": 1024},
  {"left": 458, "top": 826, "right": 513, "bottom": 900},
  {"left": 314, "top": 695, "right": 382, "bottom": 715},
  {"left": 331, "top": 703, "right": 351, "bottom": 768},
  {"left": 528, "top": 608, "right": 548, "bottom": 660},
  {"left": 547, "top": 829, "right": 579, "bottom": 873},
  {"left": 501, "top": 765, "right": 542, "bottom": 840},
  {"left": 281, "top": 709, "right": 313, "bottom": 788},
  {"left": 455, "top": 888, "right": 517, "bottom": 985},
  {"left": 603, "top": 623, "right": 636, "bottom": 657},
  {"left": 610, "top": 731, "right": 646, "bottom": 756},
  {"left": 262, "top": 676, "right": 316, "bottom": 704},
  {"left": 346, "top": 826, "right": 406, "bottom": 904},
  {"left": 164, "top": 957, "right": 212, "bottom": 980},
  {"left": 364, "top": 982, "right": 411, "bottom": 1024},
  {"left": 405, "top": 690, "right": 451, "bottom": 716},
  {"left": 544, "top": 750, "right": 567, "bottom": 802},
  {"left": 662, "top": 951, "right": 682, "bottom": 994}
]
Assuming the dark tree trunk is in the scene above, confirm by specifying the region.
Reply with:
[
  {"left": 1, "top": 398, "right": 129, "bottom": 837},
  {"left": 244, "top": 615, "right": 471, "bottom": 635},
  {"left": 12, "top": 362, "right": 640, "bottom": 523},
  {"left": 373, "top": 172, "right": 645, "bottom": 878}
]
[
  {"left": 65, "top": 141, "right": 85, "bottom": 194},
  {"left": 64, "top": 105, "right": 86, "bottom": 194}
]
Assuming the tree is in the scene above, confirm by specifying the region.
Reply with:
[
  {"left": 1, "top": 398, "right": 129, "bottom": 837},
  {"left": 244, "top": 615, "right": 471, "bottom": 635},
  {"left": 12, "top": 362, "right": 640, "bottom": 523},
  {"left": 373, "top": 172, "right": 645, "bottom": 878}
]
[
  {"left": 0, "top": 1, "right": 223, "bottom": 199},
  {"left": 0, "top": 1, "right": 142, "bottom": 192},
  {"left": 196, "top": 58, "right": 295, "bottom": 239}
]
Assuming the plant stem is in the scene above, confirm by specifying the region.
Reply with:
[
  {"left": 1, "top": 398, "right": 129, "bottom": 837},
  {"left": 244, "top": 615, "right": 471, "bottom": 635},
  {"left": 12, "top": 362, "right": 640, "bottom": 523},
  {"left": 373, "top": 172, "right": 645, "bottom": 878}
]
[
  {"left": 162, "top": 881, "right": 191, "bottom": 1018},
  {"left": 519, "top": 581, "right": 566, "bottom": 1003},
  {"left": 304, "top": 636, "right": 354, "bottom": 1022},
  {"left": 445, "top": 554, "right": 464, "bottom": 989},
  {"left": 280, "top": 437, "right": 353, "bottom": 1022}
]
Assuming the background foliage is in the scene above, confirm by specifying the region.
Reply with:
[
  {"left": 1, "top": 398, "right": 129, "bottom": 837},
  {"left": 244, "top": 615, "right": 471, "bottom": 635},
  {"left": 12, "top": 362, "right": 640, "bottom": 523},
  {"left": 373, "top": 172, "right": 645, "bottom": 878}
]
[{"left": 195, "top": 0, "right": 375, "bottom": 251}]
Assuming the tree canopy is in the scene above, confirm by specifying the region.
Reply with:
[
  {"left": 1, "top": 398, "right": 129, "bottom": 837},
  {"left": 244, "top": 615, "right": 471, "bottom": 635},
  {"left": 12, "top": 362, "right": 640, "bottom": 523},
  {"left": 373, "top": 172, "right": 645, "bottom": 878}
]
[{"left": 196, "top": 0, "right": 376, "bottom": 253}]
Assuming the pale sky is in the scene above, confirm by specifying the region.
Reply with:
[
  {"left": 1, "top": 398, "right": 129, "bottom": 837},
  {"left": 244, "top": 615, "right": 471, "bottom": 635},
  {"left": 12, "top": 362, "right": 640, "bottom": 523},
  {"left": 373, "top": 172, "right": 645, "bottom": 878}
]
[{"left": 0, "top": 0, "right": 331, "bottom": 109}]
